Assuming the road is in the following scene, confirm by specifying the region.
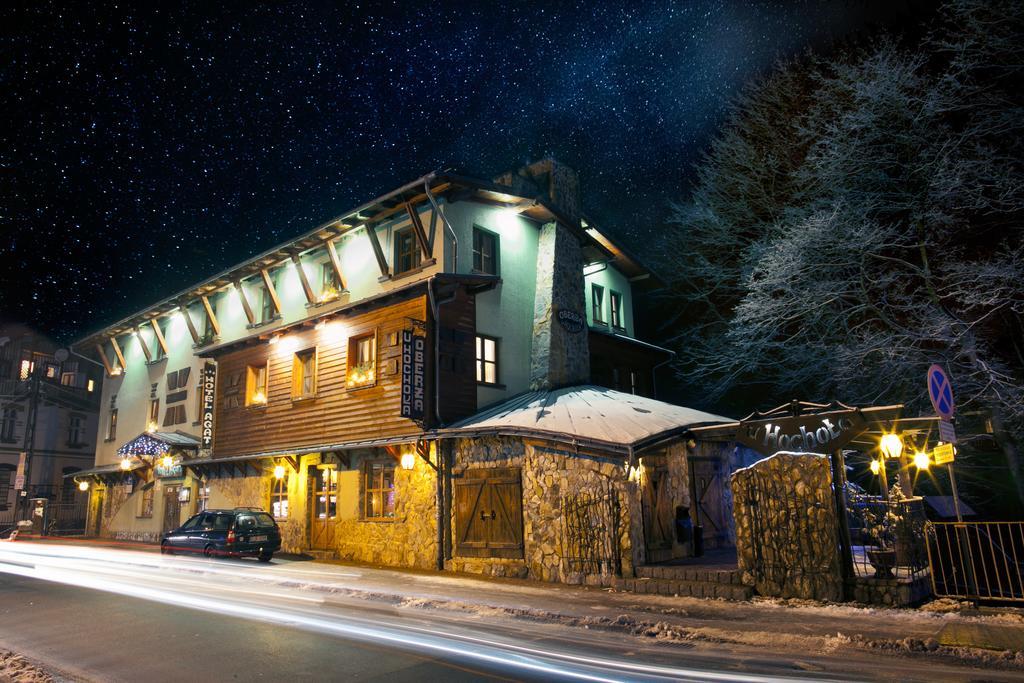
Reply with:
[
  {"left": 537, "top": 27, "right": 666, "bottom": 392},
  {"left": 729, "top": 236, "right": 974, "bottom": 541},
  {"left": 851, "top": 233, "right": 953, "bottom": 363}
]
[{"left": 0, "top": 541, "right": 1020, "bottom": 682}]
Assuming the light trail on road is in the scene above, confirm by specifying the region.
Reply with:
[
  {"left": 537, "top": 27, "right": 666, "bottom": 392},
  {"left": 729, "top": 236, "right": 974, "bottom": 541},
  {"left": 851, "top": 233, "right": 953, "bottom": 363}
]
[{"left": 0, "top": 541, "right": 826, "bottom": 683}]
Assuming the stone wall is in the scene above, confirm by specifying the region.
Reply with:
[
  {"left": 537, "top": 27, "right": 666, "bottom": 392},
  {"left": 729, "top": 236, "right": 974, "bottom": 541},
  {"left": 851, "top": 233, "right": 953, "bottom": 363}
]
[
  {"left": 732, "top": 452, "right": 843, "bottom": 601},
  {"left": 449, "top": 436, "right": 654, "bottom": 585}
]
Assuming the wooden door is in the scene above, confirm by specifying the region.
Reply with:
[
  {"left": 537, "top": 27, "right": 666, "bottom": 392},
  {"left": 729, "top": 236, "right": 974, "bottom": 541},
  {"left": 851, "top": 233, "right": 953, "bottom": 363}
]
[
  {"left": 92, "top": 491, "right": 104, "bottom": 536},
  {"left": 454, "top": 467, "right": 523, "bottom": 559},
  {"left": 689, "top": 457, "right": 727, "bottom": 549},
  {"left": 642, "top": 467, "right": 673, "bottom": 562},
  {"left": 162, "top": 485, "right": 181, "bottom": 534},
  {"left": 308, "top": 469, "right": 337, "bottom": 550}
]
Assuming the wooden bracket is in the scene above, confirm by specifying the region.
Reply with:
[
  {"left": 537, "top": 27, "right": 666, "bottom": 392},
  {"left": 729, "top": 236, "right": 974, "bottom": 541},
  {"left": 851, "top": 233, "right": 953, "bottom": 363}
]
[
  {"left": 135, "top": 326, "right": 153, "bottom": 363},
  {"left": 233, "top": 282, "right": 256, "bottom": 325},
  {"left": 94, "top": 343, "right": 116, "bottom": 377},
  {"left": 180, "top": 304, "right": 201, "bottom": 344},
  {"left": 260, "top": 268, "right": 282, "bottom": 316},
  {"left": 201, "top": 295, "right": 221, "bottom": 337},
  {"left": 109, "top": 336, "right": 127, "bottom": 373},
  {"left": 405, "top": 202, "right": 432, "bottom": 260},
  {"left": 364, "top": 222, "right": 390, "bottom": 279},
  {"left": 150, "top": 318, "right": 169, "bottom": 357},
  {"left": 324, "top": 238, "right": 347, "bottom": 292},
  {"left": 290, "top": 254, "right": 316, "bottom": 305}
]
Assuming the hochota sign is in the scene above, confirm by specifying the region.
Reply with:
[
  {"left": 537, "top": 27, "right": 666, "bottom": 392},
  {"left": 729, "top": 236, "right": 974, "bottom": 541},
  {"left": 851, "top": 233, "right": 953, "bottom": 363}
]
[
  {"left": 736, "top": 408, "right": 868, "bottom": 456},
  {"left": 400, "top": 329, "right": 425, "bottom": 422}
]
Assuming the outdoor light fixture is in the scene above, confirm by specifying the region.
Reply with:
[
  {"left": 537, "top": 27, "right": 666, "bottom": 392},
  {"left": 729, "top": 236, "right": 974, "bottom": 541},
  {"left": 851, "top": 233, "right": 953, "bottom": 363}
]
[
  {"left": 78, "top": 480, "right": 89, "bottom": 492},
  {"left": 315, "top": 319, "right": 326, "bottom": 330},
  {"left": 146, "top": 421, "right": 157, "bottom": 433},
  {"left": 400, "top": 451, "right": 416, "bottom": 470},
  {"left": 269, "top": 335, "right": 280, "bottom": 345},
  {"left": 869, "top": 459, "right": 881, "bottom": 475},
  {"left": 120, "top": 458, "right": 132, "bottom": 471},
  {"left": 161, "top": 455, "right": 174, "bottom": 469},
  {"left": 251, "top": 391, "right": 267, "bottom": 405},
  {"left": 880, "top": 433, "right": 904, "bottom": 459},
  {"left": 913, "top": 451, "right": 931, "bottom": 470},
  {"left": 273, "top": 464, "right": 286, "bottom": 479}
]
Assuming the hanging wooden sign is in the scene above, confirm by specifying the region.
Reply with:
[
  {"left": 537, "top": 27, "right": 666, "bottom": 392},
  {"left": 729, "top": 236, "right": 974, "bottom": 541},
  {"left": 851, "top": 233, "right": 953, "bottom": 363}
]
[{"left": 400, "top": 329, "right": 426, "bottom": 422}]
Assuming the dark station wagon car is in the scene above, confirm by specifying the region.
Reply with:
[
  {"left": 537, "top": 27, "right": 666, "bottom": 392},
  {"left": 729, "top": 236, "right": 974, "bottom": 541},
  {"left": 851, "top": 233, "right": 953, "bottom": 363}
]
[{"left": 161, "top": 508, "right": 282, "bottom": 562}]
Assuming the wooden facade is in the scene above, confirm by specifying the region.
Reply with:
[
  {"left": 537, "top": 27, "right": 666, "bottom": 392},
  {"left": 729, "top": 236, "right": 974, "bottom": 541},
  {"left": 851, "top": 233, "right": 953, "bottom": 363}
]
[{"left": 211, "top": 294, "right": 430, "bottom": 458}]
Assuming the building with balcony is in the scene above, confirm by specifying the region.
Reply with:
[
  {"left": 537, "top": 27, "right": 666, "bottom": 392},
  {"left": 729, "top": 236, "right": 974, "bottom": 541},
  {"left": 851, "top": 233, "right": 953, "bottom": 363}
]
[
  {"left": 0, "top": 322, "right": 102, "bottom": 533},
  {"left": 71, "top": 160, "right": 735, "bottom": 584}
]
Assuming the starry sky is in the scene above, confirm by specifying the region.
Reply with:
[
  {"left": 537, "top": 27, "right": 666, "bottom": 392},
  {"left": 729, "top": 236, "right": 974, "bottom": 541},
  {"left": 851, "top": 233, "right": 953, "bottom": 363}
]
[{"left": 1, "top": 1, "right": 925, "bottom": 342}]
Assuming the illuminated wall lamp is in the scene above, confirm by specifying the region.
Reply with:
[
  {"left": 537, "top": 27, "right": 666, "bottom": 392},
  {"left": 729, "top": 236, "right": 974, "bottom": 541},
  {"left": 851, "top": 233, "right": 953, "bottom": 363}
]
[
  {"left": 120, "top": 458, "right": 133, "bottom": 471},
  {"left": 913, "top": 451, "right": 931, "bottom": 470},
  {"left": 400, "top": 451, "right": 416, "bottom": 470},
  {"left": 869, "top": 459, "right": 881, "bottom": 475},
  {"left": 161, "top": 455, "right": 174, "bottom": 469},
  {"left": 273, "top": 464, "right": 286, "bottom": 480},
  {"left": 78, "top": 480, "right": 90, "bottom": 492},
  {"left": 879, "top": 433, "right": 904, "bottom": 460}
]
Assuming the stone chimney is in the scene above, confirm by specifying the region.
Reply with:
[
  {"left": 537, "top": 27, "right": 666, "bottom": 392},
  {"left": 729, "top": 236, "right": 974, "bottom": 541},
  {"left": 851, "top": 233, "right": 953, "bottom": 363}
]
[
  {"left": 494, "top": 158, "right": 582, "bottom": 226},
  {"left": 529, "top": 220, "right": 591, "bottom": 390}
]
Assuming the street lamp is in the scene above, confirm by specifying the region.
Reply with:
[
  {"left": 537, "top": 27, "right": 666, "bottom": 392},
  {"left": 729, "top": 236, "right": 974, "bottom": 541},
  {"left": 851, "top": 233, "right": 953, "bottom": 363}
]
[
  {"left": 880, "top": 433, "right": 904, "bottom": 460},
  {"left": 78, "top": 480, "right": 89, "bottom": 492},
  {"left": 913, "top": 451, "right": 931, "bottom": 470}
]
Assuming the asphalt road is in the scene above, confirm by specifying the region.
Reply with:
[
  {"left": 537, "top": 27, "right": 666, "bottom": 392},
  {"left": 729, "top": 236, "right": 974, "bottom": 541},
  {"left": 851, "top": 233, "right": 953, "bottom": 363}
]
[{"left": 0, "top": 542, "right": 1021, "bottom": 682}]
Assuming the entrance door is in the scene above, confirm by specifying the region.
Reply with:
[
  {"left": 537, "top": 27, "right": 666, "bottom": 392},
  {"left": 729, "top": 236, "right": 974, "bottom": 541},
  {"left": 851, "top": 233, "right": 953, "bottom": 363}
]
[
  {"left": 641, "top": 466, "right": 674, "bottom": 563},
  {"left": 163, "top": 485, "right": 182, "bottom": 534},
  {"left": 308, "top": 468, "right": 337, "bottom": 550},
  {"left": 92, "top": 490, "right": 104, "bottom": 536},
  {"left": 689, "top": 457, "right": 728, "bottom": 549},
  {"left": 454, "top": 467, "right": 523, "bottom": 559}
]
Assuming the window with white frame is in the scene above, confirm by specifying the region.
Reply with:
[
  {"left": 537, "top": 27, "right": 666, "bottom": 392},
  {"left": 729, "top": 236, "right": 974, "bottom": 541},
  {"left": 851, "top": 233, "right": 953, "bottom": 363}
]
[{"left": 475, "top": 335, "right": 499, "bottom": 385}]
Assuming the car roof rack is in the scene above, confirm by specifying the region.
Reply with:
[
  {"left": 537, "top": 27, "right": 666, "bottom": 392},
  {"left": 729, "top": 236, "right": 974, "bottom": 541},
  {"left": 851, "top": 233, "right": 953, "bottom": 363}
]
[{"left": 233, "top": 507, "right": 265, "bottom": 511}]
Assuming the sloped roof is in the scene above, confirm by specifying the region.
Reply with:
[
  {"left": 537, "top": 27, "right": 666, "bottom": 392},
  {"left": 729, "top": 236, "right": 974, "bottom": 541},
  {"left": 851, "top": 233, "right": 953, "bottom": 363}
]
[
  {"left": 442, "top": 385, "right": 731, "bottom": 455},
  {"left": 116, "top": 430, "right": 200, "bottom": 457}
]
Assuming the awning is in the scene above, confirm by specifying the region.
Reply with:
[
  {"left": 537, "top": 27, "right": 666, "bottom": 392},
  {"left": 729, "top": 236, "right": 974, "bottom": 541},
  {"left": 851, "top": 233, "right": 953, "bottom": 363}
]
[
  {"left": 439, "top": 385, "right": 732, "bottom": 456},
  {"left": 63, "top": 459, "right": 149, "bottom": 485},
  {"left": 116, "top": 431, "right": 200, "bottom": 457}
]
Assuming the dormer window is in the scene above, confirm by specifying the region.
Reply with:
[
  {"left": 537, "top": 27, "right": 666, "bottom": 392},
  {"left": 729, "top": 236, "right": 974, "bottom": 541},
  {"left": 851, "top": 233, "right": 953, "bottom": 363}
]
[
  {"left": 472, "top": 227, "right": 499, "bottom": 276},
  {"left": 610, "top": 291, "right": 623, "bottom": 329},
  {"left": 394, "top": 227, "right": 421, "bottom": 275}
]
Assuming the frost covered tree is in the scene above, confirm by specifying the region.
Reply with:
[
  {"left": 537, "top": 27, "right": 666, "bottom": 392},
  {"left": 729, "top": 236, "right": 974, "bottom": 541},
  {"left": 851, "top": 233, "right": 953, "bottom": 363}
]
[{"left": 659, "top": 0, "right": 1024, "bottom": 508}]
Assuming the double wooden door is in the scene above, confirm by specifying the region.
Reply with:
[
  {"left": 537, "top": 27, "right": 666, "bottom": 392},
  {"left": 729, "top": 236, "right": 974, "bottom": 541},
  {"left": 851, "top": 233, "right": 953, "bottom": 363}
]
[
  {"left": 308, "top": 469, "right": 338, "bottom": 550},
  {"left": 162, "top": 485, "right": 182, "bottom": 534},
  {"left": 689, "top": 457, "right": 728, "bottom": 549},
  {"left": 454, "top": 467, "right": 524, "bottom": 559}
]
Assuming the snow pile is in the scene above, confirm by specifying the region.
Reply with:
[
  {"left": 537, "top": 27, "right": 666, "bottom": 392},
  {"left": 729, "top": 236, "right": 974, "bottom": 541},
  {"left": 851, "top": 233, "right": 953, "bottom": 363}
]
[{"left": 0, "top": 650, "right": 54, "bottom": 683}]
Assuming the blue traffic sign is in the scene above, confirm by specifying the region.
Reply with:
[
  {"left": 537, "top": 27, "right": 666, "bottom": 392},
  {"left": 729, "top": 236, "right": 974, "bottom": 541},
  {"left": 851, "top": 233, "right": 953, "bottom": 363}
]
[{"left": 927, "top": 364, "right": 955, "bottom": 419}]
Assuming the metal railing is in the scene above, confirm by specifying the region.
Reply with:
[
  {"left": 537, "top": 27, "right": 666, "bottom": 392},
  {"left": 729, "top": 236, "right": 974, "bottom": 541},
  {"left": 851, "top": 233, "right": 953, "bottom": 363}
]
[
  {"left": 926, "top": 521, "right": 1024, "bottom": 602},
  {"left": 846, "top": 494, "right": 930, "bottom": 580}
]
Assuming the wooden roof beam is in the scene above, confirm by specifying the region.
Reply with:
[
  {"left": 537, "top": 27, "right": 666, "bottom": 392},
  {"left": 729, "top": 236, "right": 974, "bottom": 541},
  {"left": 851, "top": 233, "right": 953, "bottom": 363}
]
[
  {"left": 364, "top": 222, "right": 390, "bottom": 280},
  {"left": 94, "top": 343, "right": 116, "bottom": 377},
  {"left": 150, "top": 318, "right": 169, "bottom": 357},
  {"left": 260, "top": 268, "right": 282, "bottom": 316},
  {"left": 404, "top": 202, "right": 432, "bottom": 260},
  {"left": 134, "top": 326, "right": 153, "bottom": 363},
  {"left": 201, "top": 295, "right": 221, "bottom": 337},
  {"left": 290, "top": 253, "right": 316, "bottom": 305},
  {"left": 324, "top": 238, "right": 347, "bottom": 293},
  {"left": 109, "top": 336, "right": 127, "bottom": 373},
  {"left": 179, "top": 304, "right": 201, "bottom": 344},
  {"left": 233, "top": 281, "right": 256, "bottom": 325}
]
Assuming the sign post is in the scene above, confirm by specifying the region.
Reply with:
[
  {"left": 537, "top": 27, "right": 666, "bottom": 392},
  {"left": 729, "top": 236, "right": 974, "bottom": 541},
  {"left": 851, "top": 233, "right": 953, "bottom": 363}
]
[{"left": 927, "top": 364, "right": 962, "bottom": 522}]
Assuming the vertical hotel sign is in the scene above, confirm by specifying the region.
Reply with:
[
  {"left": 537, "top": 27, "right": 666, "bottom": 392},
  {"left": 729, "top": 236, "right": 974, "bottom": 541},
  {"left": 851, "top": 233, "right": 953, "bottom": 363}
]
[
  {"left": 401, "top": 329, "right": 425, "bottom": 422},
  {"left": 200, "top": 361, "right": 216, "bottom": 455}
]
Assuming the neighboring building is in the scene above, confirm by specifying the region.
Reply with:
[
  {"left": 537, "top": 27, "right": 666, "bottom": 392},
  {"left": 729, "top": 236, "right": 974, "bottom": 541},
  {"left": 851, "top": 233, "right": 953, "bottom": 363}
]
[
  {"left": 71, "top": 160, "right": 735, "bottom": 584},
  {"left": 0, "top": 321, "right": 102, "bottom": 533}
]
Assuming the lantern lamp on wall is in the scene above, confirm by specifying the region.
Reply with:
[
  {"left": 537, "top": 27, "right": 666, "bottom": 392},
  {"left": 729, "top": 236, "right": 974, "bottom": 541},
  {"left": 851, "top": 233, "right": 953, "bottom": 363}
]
[
  {"left": 879, "top": 433, "right": 904, "bottom": 460},
  {"left": 273, "top": 464, "right": 286, "bottom": 480},
  {"left": 120, "top": 458, "right": 133, "bottom": 471},
  {"left": 400, "top": 451, "right": 416, "bottom": 470},
  {"left": 78, "top": 480, "right": 89, "bottom": 492},
  {"left": 913, "top": 451, "right": 931, "bottom": 470}
]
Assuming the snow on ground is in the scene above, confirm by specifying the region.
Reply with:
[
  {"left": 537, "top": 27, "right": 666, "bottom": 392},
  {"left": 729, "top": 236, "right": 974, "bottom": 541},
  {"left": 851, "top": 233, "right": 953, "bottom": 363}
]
[{"left": 0, "top": 650, "right": 55, "bottom": 683}]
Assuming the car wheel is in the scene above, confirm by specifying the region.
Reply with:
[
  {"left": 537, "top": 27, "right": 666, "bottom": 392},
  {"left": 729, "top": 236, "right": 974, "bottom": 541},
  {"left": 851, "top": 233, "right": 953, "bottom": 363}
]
[
  {"left": 204, "top": 544, "right": 216, "bottom": 560},
  {"left": 258, "top": 552, "right": 272, "bottom": 563},
  {"left": 160, "top": 541, "right": 172, "bottom": 555}
]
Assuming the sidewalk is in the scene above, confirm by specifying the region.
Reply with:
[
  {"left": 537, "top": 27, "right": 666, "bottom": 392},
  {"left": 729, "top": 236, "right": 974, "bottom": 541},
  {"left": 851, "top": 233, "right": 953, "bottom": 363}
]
[{"left": 12, "top": 535, "right": 1024, "bottom": 671}]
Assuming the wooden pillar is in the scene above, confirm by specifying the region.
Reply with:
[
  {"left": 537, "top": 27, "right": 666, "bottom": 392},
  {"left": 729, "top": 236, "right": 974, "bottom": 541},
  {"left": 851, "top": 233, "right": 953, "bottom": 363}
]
[
  {"left": 324, "top": 239, "right": 347, "bottom": 292},
  {"left": 830, "top": 448, "right": 855, "bottom": 601},
  {"left": 290, "top": 254, "right": 316, "bottom": 305},
  {"left": 201, "top": 295, "right": 221, "bottom": 337},
  {"left": 150, "top": 318, "right": 169, "bottom": 357},
  {"left": 260, "top": 268, "right": 282, "bottom": 316},
  {"left": 109, "top": 336, "right": 127, "bottom": 372},
  {"left": 135, "top": 326, "right": 152, "bottom": 363},
  {"left": 94, "top": 343, "right": 115, "bottom": 377},
  {"left": 233, "top": 282, "right": 255, "bottom": 325},
  {"left": 364, "top": 222, "right": 390, "bottom": 279},
  {"left": 179, "top": 304, "right": 200, "bottom": 344}
]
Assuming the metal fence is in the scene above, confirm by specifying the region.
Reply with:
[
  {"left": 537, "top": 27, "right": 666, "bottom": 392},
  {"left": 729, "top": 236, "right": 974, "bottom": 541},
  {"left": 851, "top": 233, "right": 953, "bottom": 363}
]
[
  {"left": 846, "top": 493, "right": 930, "bottom": 580},
  {"left": 47, "top": 501, "right": 88, "bottom": 536},
  {"left": 926, "top": 521, "right": 1024, "bottom": 602},
  {"left": 560, "top": 485, "right": 621, "bottom": 577}
]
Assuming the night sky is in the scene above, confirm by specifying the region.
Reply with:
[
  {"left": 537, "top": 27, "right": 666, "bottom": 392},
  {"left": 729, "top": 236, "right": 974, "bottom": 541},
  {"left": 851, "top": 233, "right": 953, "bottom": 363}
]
[{"left": 1, "top": 1, "right": 923, "bottom": 342}]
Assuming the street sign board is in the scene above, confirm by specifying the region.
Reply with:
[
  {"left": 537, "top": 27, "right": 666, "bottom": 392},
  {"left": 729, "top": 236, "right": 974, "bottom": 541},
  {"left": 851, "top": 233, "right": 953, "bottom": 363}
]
[
  {"left": 14, "top": 474, "right": 25, "bottom": 490},
  {"left": 938, "top": 420, "right": 957, "bottom": 444},
  {"left": 933, "top": 442, "right": 956, "bottom": 465},
  {"left": 927, "top": 364, "right": 955, "bottom": 419}
]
